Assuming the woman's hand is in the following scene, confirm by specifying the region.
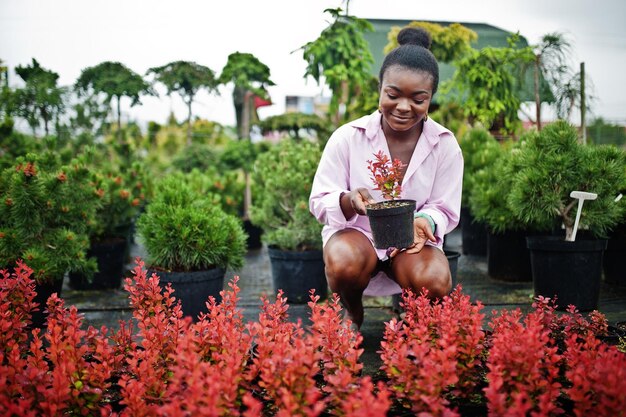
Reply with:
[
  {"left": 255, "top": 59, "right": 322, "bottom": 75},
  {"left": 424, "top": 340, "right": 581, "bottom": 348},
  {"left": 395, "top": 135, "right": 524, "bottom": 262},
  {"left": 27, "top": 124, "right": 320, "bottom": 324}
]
[
  {"left": 341, "top": 188, "right": 376, "bottom": 218},
  {"left": 388, "top": 217, "right": 436, "bottom": 258}
]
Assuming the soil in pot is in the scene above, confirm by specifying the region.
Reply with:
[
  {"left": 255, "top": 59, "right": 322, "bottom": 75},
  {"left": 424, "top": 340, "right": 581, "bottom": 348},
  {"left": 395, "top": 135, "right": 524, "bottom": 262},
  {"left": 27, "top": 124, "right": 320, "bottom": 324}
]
[
  {"left": 366, "top": 199, "right": 416, "bottom": 250},
  {"left": 527, "top": 236, "right": 607, "bottom": 311},
  {"left": 267, "top": 247, "right": 328, "bottom": 304}
]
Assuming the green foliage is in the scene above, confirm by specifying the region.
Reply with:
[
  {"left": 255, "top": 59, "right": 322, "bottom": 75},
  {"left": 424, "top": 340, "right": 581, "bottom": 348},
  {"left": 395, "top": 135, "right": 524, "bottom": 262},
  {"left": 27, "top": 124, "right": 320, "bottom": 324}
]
[
  {"left": 469, "top": 132, "right": 538, "bottom": 233},
  {"left": 218, "top": 138, "right": 270, "bottom": 171},
  {"left": 12, "top": 58, "right": 66, "bottom": 136},
  {"left": 0, "top": 151, "right": 100, "bottom": 283},
  {"left": 75, "top": 61, "right": 153, "bottom": 106},
  {"left": 430, "top": 101, "right": 470, "bottom": 140},
  {"left": 259, "top": 112, "right": 330, "bottom": 141},
  {"left": 458, "top": 126, "right": 503, "bottom": 207},
  {"left": 218, "top": 52, "right": 275, "bottom": 139},
  {"left": 250, "top": 139, "right": 323, "bottom": 251},
  {"left": 0, "top": 123, "right": 42, "bottom": 170},
  {"left": 171, "top": 143, "right": 220, "bottom": 173},
  {"left": 587, "top": 118, "right": 626, "bottom": 147},
  {"left": 148, "top": 60, "right": 218, "bottom": 101},
  {"left": 384, "top": 21, "right": 478, "bottom": 63},
  {"left": 74, "top": 61, "right": 154, "bottom": 144},
  {"left": 89, "top": 159, "right": 147, "bottom": 240},
  {"left": 170, "top": 168, "right": 244, "bottom": 218},
  {"left": 218, "top": 52, "right": 275, "bottom": 94},
  {"left": 298, "top": 8, "right": 374, "bottom": 125},
  {"left": 508, "top": 121, "right": 626, "bottom": 239},
  {"left": 444, "top": 35, "right": 535, "bottom": 135},
  {"left": 147, "top": 61, "right": 219, "bottom": 144},
  {"left": 136, "top": 173, "right": 246, "bottom": 272}
]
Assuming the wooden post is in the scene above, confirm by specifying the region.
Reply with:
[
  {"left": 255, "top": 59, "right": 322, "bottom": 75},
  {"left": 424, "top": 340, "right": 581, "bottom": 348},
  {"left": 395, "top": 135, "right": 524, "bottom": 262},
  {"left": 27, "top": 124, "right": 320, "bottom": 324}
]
[{"left": 580, "top": 62, "right": 586, "bottom": 144}]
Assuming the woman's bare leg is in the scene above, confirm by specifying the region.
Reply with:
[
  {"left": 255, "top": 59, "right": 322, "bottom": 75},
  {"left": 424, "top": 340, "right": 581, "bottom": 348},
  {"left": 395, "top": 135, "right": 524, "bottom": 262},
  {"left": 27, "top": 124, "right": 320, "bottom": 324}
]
[
  {"left": 323, "top": 229, "right": 379, "bottom": 328},
  {"left": 390, "top": 246, "right": 452, "bottom": 299}
]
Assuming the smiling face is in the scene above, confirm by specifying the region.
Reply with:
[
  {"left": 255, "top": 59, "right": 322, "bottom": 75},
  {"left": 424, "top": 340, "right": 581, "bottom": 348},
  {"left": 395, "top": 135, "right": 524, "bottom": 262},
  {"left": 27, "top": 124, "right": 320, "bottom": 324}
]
[{"left": 379, "top": 65, "right": 434, "bottom": 133}]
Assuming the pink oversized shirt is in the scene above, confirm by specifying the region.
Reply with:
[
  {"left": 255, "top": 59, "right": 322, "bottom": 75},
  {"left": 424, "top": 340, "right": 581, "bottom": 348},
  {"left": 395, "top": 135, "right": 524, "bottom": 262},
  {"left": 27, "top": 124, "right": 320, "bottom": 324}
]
[{"left": 309, "top": 111, "right": 463, "bottom": 296}]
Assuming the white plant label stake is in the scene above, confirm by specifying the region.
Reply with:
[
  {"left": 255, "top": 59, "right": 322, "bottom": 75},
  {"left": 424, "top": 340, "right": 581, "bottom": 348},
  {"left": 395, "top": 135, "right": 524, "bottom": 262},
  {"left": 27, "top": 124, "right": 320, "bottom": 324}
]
[{"left": 568, "top": 191, "right": 598, "bottom": 242}]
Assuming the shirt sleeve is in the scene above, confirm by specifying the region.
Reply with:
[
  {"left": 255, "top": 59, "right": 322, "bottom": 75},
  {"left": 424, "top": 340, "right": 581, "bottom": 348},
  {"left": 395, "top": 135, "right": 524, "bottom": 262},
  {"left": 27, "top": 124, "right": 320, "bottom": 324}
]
[
  {"left": 419, "top": 135, "right": 464, "bottom": 247},
  {"left": 309, "top": 127, "right": 359, "bottom": 228}
]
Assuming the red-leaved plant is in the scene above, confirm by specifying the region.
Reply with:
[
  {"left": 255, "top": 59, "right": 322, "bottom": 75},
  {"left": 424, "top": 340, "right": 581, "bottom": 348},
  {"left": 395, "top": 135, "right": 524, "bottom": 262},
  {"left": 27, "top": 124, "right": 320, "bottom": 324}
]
[
  {"left": 379, "top": 286, "right": 486, "bottom": 416},
  {"left": 3, "top": 259, "right": 626, "bottom": 416},
  {"left": 367, "top": 150, "right": 406, "bottom": 200}
]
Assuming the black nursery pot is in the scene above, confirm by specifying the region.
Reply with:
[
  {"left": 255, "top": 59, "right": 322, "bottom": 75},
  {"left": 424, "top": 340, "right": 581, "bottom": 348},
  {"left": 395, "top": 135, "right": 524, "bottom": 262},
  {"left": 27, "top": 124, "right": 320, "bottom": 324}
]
[
  {"left": 366, "top": 199, "right": 416, "bottom": 250},
  {"left": 267, "top": 247, "right": 328, "bottom": 304},
  {"left": 527, "top": 236, "right": 607, "bottom": 311},
  {"left": 150, "top": 267, "right": 226, "bottom": 320},
  {"left": 460, "top": 206, "right": 488, "bottom": 256},
  {"left": 69, "top": 237, "right": 128, "bottom": 290}
]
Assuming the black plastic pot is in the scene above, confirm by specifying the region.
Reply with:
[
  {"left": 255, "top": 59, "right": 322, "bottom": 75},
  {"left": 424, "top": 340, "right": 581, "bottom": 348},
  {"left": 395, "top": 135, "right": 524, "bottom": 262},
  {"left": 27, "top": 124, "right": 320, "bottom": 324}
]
[
  {"left": 267, "top": 246, "right": 328, "bottom": 304},
  {"left": 366, "top": 199, "right": 416, "bottom": 250},
  {"left": 150, "top": 267, "right": 226, "bottom": 320},
  {"left": 527, "top": 236, "right": 607, "bottom": 311},
  {"left": 487, "top": 229, "right": 532, "bottom": 282},
  {"left": 243, "top": 219, "right": 263, "bottom": 250},
  {"left": 460, "top": 206, "right": 488, "bottom": 256},
  {"left": 446, "top": 250, "right": 461, "bottom": 289},
  {"left": 30, "top": 277, "right": 64, "bottom": 329},
  {"left": 69, "top": 237, "right": 128, "bottom": 290},
  {"left": 603, "top": 224, "right": 626, "bottom": 286}
]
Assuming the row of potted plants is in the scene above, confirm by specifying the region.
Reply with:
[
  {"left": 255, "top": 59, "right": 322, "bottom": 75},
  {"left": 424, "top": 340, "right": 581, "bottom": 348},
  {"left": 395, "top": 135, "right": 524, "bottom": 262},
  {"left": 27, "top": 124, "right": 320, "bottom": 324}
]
[
  {"left": 2, "top": 259, "right": 625, "bottom": 416},
  {"left": 460, "top": 121, "right": 626, "bottom": 309}
]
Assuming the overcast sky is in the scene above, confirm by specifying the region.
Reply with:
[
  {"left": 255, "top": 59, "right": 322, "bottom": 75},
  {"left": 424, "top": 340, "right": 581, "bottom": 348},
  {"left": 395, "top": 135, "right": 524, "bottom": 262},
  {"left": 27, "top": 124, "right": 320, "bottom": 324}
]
[{"left": 2, "top": 0, "right": 625, "bottom": 130}]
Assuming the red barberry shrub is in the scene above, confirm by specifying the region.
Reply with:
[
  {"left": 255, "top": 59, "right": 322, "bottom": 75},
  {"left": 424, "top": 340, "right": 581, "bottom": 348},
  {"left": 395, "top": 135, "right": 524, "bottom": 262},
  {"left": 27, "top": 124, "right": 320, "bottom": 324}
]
[
  {"left": 563, "top": 331, "right": 626, "bottom": 416},
  {"left": 307, "top": 292, "right": 364, "bottom": 404},
  {"left": 1, "top": 261, "right": 116, "bottom": 416},
  {"left": 485, "top": 307, "right": 563, "bottom": 417},
  {"left": 380, "top": 286, "right": 485, "bottom": 416},
  {"left": 247, "top": 290, "right": 326, "bottom": 417},
  {"left": 118, "top": 258, "right": 189, "bottom": 416},
  {"left": 336, "top": 376, "right": 391, "bottom": 417}
]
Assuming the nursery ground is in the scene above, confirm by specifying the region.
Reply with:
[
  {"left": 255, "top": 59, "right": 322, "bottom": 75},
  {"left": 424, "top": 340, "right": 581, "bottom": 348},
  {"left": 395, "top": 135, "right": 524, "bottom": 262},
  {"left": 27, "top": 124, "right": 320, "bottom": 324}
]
[{"left": 61, "top": 228, "right": 626, "bottom": 377}]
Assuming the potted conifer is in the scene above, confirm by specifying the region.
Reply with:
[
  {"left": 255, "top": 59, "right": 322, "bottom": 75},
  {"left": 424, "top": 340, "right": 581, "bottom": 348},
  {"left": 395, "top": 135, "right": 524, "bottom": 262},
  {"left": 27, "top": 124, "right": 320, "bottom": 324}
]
[
  {"left": 136, "top": 172, "right": 247, "bottom": 319},
  {"left": 468, "top": 133, "right": 539, "bottom": 282},
  {"left": 249, "top": 138, "right": 327, "bottom": 303},
  {"left": 68, "top": 160, "right": 147, "bottom": 290},
  {"left": 0, "top": 149, "right": 100, "bottom": 326},
  {"left": 458, "top": 127, "right": 502, "bottom": 256},
  {"left": 508, "top": 120, "right": 626, "bottom": 310}
]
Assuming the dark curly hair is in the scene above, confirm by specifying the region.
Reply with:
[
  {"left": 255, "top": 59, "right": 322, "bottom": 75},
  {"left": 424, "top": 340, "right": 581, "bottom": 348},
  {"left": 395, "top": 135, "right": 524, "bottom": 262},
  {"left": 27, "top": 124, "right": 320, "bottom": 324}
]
[{"left": 378, "top": 27, "right": 440, "bottom": 95}]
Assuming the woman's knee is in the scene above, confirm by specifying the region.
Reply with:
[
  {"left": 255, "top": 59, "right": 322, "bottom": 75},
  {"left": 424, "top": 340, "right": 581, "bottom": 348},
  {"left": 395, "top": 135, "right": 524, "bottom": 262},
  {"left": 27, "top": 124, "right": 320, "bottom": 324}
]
[
  {"left": 395, "top": 251, "right": 452, "bottom": 298},
  {"left": 324, "top": 231, "right": 377, "bottom": 286}
]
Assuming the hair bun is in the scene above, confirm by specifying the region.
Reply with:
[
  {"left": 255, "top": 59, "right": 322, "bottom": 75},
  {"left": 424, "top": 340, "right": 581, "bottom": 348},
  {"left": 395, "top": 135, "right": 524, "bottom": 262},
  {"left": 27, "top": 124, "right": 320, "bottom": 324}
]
[{"left": 397, "top": 27, "right": 432, "bottom": 50}]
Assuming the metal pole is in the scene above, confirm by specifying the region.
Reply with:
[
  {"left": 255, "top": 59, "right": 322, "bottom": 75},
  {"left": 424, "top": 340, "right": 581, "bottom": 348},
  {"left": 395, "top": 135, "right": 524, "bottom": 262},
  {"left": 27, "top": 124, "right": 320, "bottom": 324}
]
[{"left": 580, "top": 62, "right": 586, "bottom": 144}]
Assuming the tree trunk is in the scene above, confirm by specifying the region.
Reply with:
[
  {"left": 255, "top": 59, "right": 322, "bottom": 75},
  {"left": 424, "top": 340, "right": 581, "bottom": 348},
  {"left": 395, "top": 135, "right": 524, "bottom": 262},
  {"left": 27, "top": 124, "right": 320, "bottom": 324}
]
[
  {"left": 233, "top": 87, "right": 245, "bottom": 139},
  {"left": 241, "top": 90, "right": 253, "bottom": 140},
  {"left": 580, "top": 62, "right": 586, "bottom": 144},
  {"left": 534, "top": 55, "right": 542, "bottom": 131},
  {"left": 116, "top": 96, "right": 122, "bottom": 143},
  {"left": 186, "top": 98, "right": 193, "bottom": 146}
]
